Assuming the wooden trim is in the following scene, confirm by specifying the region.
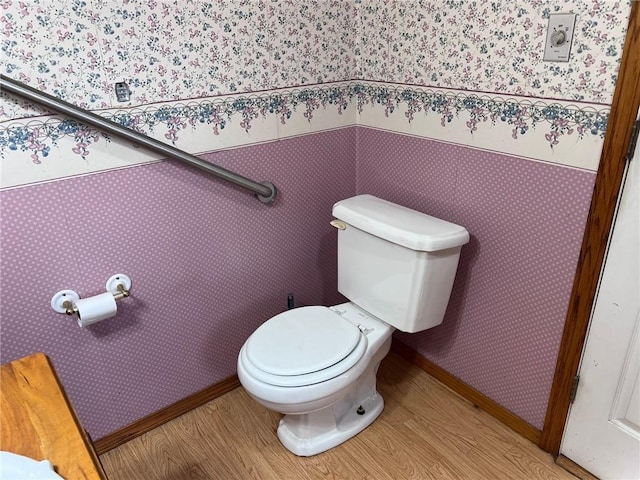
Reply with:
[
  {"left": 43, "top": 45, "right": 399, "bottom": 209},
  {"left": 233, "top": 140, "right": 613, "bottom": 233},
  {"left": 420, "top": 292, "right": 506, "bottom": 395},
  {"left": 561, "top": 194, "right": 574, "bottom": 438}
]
[
  {"left": 556, "top": 455, "right": 600, "bottom": 480},
  {"left": 96, "top": 344, "right": 543, "bottom": 455},
  {"left": 94, "top": 375, "right": 240, "bottom": 454},
  {"left": 539, "top": 3, "right": 640, "bottom": 455},
  {"left": 391, "top": 340, "right": 541, "bottom": 445}
]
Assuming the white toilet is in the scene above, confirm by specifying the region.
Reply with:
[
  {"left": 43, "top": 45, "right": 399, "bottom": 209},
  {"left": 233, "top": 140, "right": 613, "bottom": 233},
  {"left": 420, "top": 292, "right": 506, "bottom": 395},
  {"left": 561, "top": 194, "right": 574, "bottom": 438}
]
[{"left": 237, "top": 194, "right": 469, "bottom": 456}]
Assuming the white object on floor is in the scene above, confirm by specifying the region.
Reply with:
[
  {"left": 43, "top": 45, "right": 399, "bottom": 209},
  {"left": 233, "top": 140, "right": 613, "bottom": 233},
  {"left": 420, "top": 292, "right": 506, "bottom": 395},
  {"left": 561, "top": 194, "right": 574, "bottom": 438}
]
[{"left": 0, "top": 451, "right": 64, "bottom": 480}]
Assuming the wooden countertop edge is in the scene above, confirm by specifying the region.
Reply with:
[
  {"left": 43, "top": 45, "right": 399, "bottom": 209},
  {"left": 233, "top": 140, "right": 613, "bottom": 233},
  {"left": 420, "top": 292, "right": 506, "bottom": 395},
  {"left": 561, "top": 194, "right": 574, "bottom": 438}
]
[
  {"left": 1, "top": 352, "right": 107, "bottom": 480},
  {"left": 39, "top": 353, "right": 107, "bottom": 479}
]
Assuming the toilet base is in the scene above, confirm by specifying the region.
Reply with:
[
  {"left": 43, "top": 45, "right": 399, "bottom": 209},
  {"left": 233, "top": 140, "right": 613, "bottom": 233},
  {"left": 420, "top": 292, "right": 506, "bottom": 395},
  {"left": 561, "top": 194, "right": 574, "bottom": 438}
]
[{"left": 276, "top": 390, "right": 384, "bottom": 457}]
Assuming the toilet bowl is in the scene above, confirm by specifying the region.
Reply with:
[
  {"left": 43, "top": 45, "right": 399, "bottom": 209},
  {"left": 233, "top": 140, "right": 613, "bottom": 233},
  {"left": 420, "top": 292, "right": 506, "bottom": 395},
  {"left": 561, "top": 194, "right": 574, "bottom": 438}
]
[
  {"left": 237, "top": 194, "right": 469, "bottom": 456},
  {"left": 237, "top": 302, "right": 393, "bottom": 456}
]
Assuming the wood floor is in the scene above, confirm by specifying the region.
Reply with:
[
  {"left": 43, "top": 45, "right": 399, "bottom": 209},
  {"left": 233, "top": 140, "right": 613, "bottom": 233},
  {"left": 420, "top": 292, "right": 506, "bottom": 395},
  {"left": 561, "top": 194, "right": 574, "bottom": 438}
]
[{"left": 100, "top": 352, "right": 578, "bottom": 480}]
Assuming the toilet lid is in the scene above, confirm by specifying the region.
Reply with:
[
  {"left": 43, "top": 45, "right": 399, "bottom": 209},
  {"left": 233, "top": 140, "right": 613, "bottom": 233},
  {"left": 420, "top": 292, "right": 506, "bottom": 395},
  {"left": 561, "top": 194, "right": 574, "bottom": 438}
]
[{"left": 245, "top": 306, "right": 363, "bottom": 377}]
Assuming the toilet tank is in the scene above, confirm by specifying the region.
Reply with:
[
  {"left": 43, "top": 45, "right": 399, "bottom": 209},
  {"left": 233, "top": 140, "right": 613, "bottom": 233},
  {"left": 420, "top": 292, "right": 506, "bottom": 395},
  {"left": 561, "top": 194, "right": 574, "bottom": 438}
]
[{"left": 332, "top": 195, "right": 469, "bottom": 333}]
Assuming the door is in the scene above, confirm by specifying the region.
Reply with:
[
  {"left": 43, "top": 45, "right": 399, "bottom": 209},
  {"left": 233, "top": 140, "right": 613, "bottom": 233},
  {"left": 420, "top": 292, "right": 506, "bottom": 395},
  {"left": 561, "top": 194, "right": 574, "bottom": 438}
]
[{"left": 561, "top": 110, "right": 640, "bottom": 480}]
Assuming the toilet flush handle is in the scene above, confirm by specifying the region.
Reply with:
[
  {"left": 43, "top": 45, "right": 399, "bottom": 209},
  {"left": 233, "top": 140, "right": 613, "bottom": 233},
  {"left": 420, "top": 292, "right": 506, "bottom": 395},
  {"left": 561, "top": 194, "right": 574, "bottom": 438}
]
[{"left": 330, "top": 219, "right": 346, "bottom": 230}]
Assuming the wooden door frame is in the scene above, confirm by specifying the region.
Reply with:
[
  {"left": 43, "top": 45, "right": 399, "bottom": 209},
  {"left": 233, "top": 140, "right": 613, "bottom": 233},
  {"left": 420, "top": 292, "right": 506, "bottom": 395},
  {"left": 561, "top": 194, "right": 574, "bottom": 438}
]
[{"left": 540, "top": 2, "right": 640, "bottom": 455}]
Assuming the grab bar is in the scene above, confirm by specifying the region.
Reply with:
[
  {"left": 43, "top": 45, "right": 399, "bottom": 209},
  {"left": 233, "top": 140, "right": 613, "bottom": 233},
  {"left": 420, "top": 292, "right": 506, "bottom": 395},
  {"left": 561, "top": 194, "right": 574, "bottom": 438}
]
[{"left": 0, "top": 75, "right": 277, "bottom": 203}]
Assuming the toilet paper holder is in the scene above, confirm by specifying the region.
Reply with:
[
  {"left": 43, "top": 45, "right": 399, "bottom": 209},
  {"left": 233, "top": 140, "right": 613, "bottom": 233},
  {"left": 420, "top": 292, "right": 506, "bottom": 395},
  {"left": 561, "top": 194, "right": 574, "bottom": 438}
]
[{"left": 51, "top": 274, "right": 132, "bottom": 316}]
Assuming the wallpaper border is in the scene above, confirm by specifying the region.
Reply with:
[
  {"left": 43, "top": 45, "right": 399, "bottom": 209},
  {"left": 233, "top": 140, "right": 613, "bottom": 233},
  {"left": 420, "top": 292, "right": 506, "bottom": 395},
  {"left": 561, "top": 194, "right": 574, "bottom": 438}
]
[{"left": 0, "top": 81, "right": 609, "bottom": 189}]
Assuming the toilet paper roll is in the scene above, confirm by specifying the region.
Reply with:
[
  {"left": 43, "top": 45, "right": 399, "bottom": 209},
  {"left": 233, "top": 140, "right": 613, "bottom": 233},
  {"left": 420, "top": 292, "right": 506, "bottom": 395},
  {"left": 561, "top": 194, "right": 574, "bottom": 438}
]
[{"left": 75, "top": 292, "right": 117, "bottom": 328}]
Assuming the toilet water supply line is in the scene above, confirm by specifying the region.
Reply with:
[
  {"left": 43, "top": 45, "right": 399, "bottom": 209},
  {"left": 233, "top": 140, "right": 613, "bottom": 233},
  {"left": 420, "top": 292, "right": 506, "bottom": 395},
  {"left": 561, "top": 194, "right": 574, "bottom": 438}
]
[{"left": 0, "top": 75, "right": 278, "bottom": 203}]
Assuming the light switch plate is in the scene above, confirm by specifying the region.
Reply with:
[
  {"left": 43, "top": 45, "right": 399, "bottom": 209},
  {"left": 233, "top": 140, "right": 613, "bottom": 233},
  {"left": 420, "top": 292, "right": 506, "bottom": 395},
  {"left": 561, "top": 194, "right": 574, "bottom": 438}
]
[{"left": 543, "top": 13, "right": 577, "bottom": 62}]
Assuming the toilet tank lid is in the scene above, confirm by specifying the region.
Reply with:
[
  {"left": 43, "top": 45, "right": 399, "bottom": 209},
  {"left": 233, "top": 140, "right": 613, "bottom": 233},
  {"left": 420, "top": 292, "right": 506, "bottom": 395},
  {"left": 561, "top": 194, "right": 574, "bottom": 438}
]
[{"left": 333, "top": 195, "right": 470, "bottom": 252}]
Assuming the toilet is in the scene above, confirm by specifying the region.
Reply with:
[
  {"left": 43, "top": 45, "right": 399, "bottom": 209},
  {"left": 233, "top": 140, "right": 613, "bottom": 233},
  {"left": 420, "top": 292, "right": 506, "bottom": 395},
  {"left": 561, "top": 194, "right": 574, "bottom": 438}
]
[{"left": 237, "top": 194, "right": 469, "bottom": 456}]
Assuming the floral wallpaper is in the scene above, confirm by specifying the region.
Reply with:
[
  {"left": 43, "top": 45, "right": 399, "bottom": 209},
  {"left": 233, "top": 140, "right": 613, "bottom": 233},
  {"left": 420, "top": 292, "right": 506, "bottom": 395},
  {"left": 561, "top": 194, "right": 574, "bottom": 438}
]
[
  {"left": 268, "top": 0, "right": 357, "bottom": 87},
  {"left": 358, "top": 0, "right": 630, "bottom": 103},
  {"left": 3, "top": 0, "right": 629, "bottom": 114},
  {"left": 1, "top": 0, "right": 357, "bottom": 119},
  {"left": 0, "top": 0, "right": 633, "bottom": 188}
]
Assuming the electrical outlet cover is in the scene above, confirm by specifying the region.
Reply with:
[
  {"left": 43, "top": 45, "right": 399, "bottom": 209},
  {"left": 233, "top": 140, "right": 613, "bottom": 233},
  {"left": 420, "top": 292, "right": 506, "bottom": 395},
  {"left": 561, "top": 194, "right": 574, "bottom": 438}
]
[{"left": 114, "top": 82, "right": 131, "bottom": 102}]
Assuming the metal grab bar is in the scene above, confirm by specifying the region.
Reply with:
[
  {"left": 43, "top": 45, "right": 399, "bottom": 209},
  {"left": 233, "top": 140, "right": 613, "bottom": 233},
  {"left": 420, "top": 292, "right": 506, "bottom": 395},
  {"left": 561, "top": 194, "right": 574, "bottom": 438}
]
[{"left": 0, "top": 75, "right": 277, "bottom": 203}]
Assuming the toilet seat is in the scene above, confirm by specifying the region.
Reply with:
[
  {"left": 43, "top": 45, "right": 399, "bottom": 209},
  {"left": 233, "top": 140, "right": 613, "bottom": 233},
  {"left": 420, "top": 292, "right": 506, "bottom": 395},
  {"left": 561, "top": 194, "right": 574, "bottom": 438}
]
[{"left": 242, "top": 306, "right": 367, "bottom": 387}]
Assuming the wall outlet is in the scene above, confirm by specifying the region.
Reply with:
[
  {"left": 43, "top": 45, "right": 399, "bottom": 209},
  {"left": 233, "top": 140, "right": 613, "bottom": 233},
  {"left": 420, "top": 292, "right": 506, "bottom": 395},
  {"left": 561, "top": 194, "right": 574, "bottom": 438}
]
[
  {"left": 114, "top": 82, "right": 131, "bottom": 102},
  {"left": 543, "top": 13, "right": 577, "bottom": 62}
]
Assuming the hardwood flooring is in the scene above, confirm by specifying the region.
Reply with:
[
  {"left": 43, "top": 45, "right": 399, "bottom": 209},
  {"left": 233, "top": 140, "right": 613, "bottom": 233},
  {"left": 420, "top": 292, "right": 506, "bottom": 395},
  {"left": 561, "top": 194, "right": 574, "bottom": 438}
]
[{"left": 100, "top": 353, "right": 578, "bottom": 480}]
